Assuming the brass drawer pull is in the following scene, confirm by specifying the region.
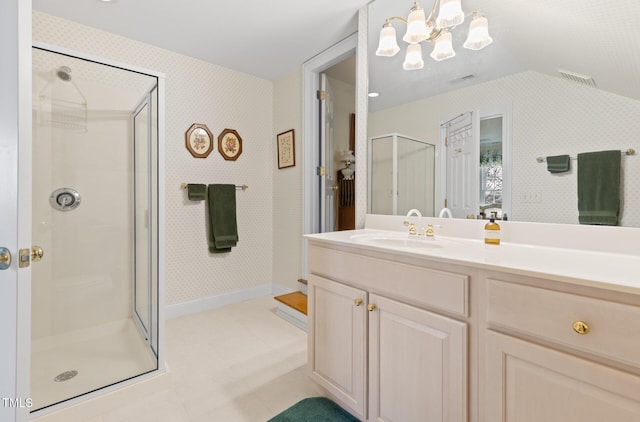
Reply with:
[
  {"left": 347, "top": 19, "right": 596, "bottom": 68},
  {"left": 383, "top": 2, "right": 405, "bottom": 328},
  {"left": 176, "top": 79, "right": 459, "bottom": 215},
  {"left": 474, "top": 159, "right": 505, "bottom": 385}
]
[
  {"left": 367, "top": 304, "right": 377, "bottom": 312},
  {"left": 354, "top": 298, "right": 363, "bottom": 307},
  {"left": 572, "top": 321, "right": 590, "bottom": 335}
]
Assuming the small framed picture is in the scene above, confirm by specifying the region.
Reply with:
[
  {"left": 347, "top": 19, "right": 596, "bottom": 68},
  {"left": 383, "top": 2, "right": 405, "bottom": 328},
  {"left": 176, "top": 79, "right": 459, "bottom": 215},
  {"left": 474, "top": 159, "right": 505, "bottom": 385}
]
[
  {"left": 218, "top": 129, "right": 243, "bottom": 161},
  {"left": 185, "top": 123, "right": 214, "bottom": 158},
  {"left": 277, "top": 129, "right": 295, "bottom": 169}
]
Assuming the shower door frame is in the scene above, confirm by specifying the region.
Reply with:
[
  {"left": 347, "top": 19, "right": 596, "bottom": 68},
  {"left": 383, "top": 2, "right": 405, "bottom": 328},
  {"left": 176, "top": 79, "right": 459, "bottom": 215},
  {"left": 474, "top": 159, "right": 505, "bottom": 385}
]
[{"left": 27, "top": 41, "right": 166, "bottom": 417}]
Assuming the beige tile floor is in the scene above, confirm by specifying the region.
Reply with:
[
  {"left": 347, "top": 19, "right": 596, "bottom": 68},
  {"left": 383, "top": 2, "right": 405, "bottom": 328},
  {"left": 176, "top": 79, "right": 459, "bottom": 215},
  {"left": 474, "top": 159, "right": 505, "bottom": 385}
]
[{"left": 34, "top": 296, "right": 326, "bottom": 422}]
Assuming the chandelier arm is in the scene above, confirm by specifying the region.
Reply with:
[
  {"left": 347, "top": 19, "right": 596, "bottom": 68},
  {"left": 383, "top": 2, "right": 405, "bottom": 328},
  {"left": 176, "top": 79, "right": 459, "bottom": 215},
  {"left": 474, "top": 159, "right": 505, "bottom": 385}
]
[
  {"left": 425, "top": 28, "right": 442, "bottom": 41},
  {"left": 385, "top": 16, "right": 408, "bottom": 24},
  {"left": 425, "top": 0, "right": 440, "bottom": 23}
]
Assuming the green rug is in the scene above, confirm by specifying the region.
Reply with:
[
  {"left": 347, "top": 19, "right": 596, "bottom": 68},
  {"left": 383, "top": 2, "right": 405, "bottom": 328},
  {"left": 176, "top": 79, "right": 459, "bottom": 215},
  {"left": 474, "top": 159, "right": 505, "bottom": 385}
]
[{"left": 268, "top": 397, "right": 360, "bottom": 422}]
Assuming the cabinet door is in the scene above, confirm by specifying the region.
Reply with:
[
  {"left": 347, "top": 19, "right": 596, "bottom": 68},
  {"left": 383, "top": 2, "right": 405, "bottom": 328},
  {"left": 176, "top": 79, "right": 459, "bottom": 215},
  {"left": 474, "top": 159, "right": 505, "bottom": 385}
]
[
  {"left": 308, "top": 275, "right": 367, "bottom": 418},
  {"left": 485, "top": 330, "right": 640, "bottom": 422},
  {"left": 369, "top": 294, "right": 468, "bottom": 422}
]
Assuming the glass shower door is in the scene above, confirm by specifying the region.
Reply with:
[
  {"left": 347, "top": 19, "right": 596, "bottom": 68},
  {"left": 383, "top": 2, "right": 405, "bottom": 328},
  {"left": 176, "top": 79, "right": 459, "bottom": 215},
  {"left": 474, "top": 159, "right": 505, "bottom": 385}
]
[{"left": 31, "top": 47, "right": 159, "bottom": 412}]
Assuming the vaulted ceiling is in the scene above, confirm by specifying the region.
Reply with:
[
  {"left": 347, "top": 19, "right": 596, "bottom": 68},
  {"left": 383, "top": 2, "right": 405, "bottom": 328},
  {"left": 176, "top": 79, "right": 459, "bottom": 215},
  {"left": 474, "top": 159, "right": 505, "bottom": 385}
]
[{"left": 368, "top": 0, "right": 640, "bottom": 111}]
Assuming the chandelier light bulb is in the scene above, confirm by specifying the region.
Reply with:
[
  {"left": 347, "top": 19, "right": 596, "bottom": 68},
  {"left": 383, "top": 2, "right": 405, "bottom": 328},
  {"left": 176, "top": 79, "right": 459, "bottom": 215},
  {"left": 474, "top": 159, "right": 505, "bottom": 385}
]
[
  {"left": 436, "top": 0, "right": 464, "bottom": 29},
  {"left": 463, "top": 13, "right": 493, "bottom": 50},
  {"left": 403, "top": 2, "right": 430, "bottom": 44},
  {"left": 430, "top": 30, "right": 456, "bottom": 61},
  {"left": 376, "top": 23, "right": 401, "bottom": 57},
  {"left": 403, "top": 44, "right": 425, "bottom": 70}
]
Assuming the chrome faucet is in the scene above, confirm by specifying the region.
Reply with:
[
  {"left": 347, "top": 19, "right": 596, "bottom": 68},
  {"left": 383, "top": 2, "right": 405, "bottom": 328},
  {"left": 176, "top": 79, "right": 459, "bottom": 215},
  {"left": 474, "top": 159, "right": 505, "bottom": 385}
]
[
  {"left": 438, "top": 207, "right": 453, "bottom": 218},
  {"left": 406, "top": 209, "right": 422, "bottom": 218}
]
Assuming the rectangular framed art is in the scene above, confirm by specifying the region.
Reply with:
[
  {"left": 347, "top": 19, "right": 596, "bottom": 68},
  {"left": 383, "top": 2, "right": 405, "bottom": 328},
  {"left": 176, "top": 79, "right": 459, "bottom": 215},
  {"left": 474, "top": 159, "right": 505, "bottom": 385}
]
[{"left": 277, "top": 129, "right": 295, "bottom": 169}]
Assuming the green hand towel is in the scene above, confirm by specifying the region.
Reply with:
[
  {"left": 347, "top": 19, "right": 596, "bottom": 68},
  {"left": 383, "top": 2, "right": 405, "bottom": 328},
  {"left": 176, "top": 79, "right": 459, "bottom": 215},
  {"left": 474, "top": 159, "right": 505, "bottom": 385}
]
[
  {"left": 577, "top": 150, "right": 620, "bottom": 226},
  {"left": 186, "top": 184, "right": 206, "bottom": 201},
  {"left": 206, "top": 184, "right": 238, "bottom": 253},
  {"left": 546, "top": 155, "right": 570, "bottom": 173}
]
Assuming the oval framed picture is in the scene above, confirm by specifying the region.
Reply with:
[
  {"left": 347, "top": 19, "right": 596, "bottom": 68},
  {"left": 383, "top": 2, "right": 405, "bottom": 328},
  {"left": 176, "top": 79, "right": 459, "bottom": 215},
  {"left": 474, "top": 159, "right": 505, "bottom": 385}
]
[
  {"left": 218, "top": 129, "right": 243, "bottom": 161},
  {"left": 185, "top": 123, "right": 214, "bottom": 158}
]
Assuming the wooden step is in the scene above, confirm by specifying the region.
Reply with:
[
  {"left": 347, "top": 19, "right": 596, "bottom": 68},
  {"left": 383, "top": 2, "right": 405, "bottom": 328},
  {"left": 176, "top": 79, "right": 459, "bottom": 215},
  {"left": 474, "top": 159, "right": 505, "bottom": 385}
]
[{"left": 274, "top": 291, "right": 307, "bottom": 315}]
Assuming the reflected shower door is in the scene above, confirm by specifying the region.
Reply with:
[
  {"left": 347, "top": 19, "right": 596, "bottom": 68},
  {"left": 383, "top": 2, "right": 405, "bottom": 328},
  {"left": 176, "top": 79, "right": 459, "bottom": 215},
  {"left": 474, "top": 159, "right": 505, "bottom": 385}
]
[{"left": 31, "top": 47, "right": 159, "bottom": 412}]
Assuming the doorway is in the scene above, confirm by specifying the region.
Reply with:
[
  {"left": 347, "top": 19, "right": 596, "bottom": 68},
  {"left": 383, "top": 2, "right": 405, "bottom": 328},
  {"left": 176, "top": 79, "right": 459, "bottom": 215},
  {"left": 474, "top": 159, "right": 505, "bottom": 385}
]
[
  {"left": 321, "top": 56, "right": 357, "bottom": 231},
  {"left": 440, "top": 106, "right": 512, "bottom": 220}
]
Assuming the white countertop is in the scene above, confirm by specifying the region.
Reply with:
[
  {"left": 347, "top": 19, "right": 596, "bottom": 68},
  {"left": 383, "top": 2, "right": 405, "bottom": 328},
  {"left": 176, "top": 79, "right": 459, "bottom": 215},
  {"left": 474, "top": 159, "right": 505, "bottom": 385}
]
[{"left": 306, "top": 228, "right": 640, "bottom": 295}]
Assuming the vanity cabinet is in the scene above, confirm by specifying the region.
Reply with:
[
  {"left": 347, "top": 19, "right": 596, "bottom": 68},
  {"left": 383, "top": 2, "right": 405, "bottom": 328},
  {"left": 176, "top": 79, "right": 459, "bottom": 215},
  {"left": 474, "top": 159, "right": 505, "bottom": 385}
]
[
  {"left": 368, "top": 293, "right": 467, "bottom": 422},
  {"left": 307, "top": 244, "right": 469, "bottom": 421},
  {"left": 485, "top": 277, "right": 640, "bottom": 422},
  {"left": 308, "top": 274, "right": 367, "bottom": 417},
  {"left": 307, "top": 228, "right": 640, "bottom": 421}
]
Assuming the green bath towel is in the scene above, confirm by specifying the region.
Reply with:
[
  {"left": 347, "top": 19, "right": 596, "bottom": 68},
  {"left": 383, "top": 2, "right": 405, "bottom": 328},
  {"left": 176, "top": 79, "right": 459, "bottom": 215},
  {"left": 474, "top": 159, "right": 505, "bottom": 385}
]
[
  {"left": 546, "top": 155, "right": 570, "bottom": 173},
  {"left": 206, "top": 184, "right": 238, "bottom": 253},
  {"left": 577, "top": 150, "right": 621, "bottom": 226}
]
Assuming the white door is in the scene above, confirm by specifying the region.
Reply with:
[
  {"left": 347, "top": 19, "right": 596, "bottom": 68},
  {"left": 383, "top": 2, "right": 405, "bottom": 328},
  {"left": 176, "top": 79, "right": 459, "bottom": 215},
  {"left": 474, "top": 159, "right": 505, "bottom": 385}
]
[
  {"left": 444, "top": 112, "right": 478, "bottom": 219},
  {"left": 1, "top": 1, "right": 32, "bottom": 421},
  {"left": 319, "top": 73, "right": 335, "bottom": 232}
]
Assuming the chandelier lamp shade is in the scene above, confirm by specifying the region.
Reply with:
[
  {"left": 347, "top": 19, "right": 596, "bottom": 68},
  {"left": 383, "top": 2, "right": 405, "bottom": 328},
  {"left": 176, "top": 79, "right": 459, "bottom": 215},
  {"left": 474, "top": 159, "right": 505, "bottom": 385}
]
[{"left": 376, "top": 0, "right": 493, "bottom": 70}]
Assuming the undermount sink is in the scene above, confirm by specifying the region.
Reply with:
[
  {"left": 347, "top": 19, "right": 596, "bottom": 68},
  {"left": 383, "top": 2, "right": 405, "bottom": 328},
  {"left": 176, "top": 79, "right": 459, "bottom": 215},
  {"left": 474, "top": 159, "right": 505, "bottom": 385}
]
[{"left": 349, "top": 233, "right": 445, "bottom": 249}]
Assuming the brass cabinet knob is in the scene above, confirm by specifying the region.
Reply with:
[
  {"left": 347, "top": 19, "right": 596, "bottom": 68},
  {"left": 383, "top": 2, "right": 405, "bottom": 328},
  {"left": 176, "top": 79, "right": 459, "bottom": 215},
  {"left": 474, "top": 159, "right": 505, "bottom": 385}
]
[
  {"left": 31, "top": 246, "right": 44, "bottom": 262},
  {"left": 354, "top": 298, "right": 363, "bottom": 307},
  {"left": 572, "top": 321, "right": 590, "bottom": 335},
  {"left": 367, "top": 304, "right": 377, "bottom": 312}
]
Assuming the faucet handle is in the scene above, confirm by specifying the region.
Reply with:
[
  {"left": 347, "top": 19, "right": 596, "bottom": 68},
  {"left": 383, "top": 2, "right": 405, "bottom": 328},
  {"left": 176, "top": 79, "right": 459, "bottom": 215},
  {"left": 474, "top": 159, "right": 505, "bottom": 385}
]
[
  {"left": 403, "top": 220, "right": 417, "bottom": 235},
  {"left": 426, "top": 224, "right": 435, "bottom": 237}
]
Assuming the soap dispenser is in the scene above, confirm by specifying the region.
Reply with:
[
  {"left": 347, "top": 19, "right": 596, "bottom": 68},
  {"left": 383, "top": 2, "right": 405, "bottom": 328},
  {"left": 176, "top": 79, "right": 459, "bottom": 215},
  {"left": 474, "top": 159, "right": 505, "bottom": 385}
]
[{"left": 484, "top": 212, "right": 501, "bottom": 245}]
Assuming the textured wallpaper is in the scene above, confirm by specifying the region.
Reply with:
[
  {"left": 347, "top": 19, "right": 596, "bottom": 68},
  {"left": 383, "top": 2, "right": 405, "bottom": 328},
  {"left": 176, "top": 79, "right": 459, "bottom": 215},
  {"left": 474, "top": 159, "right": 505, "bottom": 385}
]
[
  {"left": 368, "top": 71, "right": 640, "bottom": 227},
  {"left": 33, "top": 11, "right": 275, "bottom": 305},
  {"left": 272, "top": 68, "right": 303, "bottom": 292}
]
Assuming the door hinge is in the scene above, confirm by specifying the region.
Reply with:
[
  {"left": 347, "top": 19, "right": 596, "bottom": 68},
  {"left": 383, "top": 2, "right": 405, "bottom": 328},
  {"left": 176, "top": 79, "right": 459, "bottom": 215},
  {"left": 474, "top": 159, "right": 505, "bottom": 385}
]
[
  {"left": 444, "top": 198, "right": 448, "bottom": 207},
  {"left": 445, "top": 137, "right": 449, "bottom": 147},
  {"left": 317, "top": 166, "right": 325, "bottom": 176},
  {"left": 317, "top": 90, "right": 325, "bottom": 101}
]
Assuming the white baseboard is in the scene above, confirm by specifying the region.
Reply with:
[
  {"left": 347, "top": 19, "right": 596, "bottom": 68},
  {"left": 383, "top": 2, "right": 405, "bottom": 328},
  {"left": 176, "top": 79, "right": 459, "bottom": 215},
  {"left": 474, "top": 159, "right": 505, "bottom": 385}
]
[
  {"left": 275, "top": 303, "right": 308, "bottom": 332},
  {"left": 165, "top": 284, "right": 272, "bottom": 319},
  {"left": 272, "top": 283, "right": 294, "bottom": 296}
]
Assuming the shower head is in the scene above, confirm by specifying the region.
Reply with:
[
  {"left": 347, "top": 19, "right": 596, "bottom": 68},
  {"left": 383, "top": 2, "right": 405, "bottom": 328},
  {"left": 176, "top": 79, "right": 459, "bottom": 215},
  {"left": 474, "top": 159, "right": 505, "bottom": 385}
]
[{"left": 56, "top": 66, "right": 72, "bottom": 82}]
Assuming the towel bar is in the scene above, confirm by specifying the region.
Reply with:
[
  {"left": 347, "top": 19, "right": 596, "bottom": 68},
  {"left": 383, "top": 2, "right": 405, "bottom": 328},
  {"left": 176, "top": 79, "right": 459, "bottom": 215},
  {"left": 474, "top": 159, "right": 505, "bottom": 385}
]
[
  {"left": 536, "top": 149, "right": 635, "bottom": 163},
  {"left": 181, "top": 183, "right": 248, "bottom": 190}
]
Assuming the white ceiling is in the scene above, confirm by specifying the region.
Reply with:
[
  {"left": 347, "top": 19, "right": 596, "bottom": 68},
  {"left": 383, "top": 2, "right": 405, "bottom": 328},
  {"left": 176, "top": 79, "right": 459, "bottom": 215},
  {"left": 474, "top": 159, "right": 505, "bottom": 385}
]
[
  {"left": 31, "top": 0, "right": 370, "bottom": 81},
  {"left": 32, "top": 0, "right": 640, "bottom": 111}
]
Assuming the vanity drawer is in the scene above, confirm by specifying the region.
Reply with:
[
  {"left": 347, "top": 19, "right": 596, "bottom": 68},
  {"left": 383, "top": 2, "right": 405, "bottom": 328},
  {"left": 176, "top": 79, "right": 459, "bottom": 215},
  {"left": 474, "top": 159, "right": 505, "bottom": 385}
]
[
  {"left": 308, "top": 245, "right": 469, "bottom": 317},
  {"left": 487, "top": 278, "right": 640, "bottom": 367}
]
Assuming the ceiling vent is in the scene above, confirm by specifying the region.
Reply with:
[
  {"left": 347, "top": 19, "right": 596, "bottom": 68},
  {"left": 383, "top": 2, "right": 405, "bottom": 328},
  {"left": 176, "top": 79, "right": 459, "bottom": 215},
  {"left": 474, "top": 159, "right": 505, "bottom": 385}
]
[
  {"left": 558, "top": 69, "right": 596, "bottom": 87},
  {"left": 450, "top": 74, "right": 475, "bottom": 83}
]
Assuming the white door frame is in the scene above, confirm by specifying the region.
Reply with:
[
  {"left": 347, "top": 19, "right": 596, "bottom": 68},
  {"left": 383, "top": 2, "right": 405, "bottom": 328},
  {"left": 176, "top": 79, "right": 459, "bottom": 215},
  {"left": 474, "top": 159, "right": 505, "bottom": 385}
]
[
  {"left": 302, "top": 33, "right": 357, "bottom": 275},
  {"left": 0, "top": 1, "right": 32, "bottom": 421}
]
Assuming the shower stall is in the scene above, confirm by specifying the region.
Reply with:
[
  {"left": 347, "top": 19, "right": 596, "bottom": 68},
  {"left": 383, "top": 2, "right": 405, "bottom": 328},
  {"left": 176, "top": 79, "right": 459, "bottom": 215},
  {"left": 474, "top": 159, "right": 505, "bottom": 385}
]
[
  {"left": 31, "top": 46, "right": 162, "bottom": 412},
  {"left": 368, "top": 133, "right": 436, "bottom": 216}
]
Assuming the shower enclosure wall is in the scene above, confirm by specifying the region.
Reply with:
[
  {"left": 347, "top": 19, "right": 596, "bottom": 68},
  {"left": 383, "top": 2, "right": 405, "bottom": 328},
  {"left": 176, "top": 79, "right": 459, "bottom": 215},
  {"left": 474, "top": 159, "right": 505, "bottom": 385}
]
[
  {"left": 31, "top": 46, "right": 162, "bottom": 412},
  {"left": 368, "top": 133, "right": 436, "bottom": 217}
]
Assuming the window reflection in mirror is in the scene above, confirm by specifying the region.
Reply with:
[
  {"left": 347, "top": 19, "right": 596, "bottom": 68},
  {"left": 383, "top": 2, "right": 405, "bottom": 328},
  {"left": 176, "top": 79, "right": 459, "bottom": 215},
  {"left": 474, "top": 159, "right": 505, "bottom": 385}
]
[{"left": 479, "top": 116, "right": 503, "bottom": 219}]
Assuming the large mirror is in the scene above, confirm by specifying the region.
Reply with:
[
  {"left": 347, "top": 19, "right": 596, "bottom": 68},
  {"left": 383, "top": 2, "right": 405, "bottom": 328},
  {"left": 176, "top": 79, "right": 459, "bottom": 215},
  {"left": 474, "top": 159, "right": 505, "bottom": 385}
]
[{"left": 366, "top": 0, "right": 640, "bottom": 227}]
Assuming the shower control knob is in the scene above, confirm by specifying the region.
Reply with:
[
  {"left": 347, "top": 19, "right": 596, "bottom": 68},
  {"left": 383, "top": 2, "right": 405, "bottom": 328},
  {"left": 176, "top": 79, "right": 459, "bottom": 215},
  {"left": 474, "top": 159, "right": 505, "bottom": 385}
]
[{"left": 31, "top": 246, "right": 44, "bottom": 263}]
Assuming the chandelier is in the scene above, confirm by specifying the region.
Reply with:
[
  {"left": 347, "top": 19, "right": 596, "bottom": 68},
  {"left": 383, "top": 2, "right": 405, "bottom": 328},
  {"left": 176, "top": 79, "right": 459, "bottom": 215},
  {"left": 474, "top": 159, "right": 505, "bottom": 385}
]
[{"left": 375, "top": 0, "right": 492, "bottom": 70}]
